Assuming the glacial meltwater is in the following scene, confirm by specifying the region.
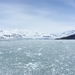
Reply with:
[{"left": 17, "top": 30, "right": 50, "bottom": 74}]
[{"left": 0, "top": 40, "right": 75, "bottom": 75}]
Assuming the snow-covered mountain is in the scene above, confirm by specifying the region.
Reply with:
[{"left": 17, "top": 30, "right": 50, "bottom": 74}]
[
  {"left": 0, "top": 29, "right": 57, "bottom": 40},
  {"left": 59, "top": 30, "right": 75, "bottom": 38},
  {"left": 0, "top": 29, "right": 75, "bottom": 40}
]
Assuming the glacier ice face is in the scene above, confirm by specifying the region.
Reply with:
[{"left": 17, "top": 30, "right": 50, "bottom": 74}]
[{"left": 0, "top": 29, "right": 57, "bottom": 40}]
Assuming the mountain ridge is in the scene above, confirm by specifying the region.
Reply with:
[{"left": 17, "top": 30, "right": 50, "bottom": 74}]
[{"left": 58, "top": 34, "right": 75, "bottom": 39}]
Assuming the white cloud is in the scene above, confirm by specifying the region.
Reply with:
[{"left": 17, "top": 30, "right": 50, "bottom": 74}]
[{"left": 0, "top": 2, "right": 75, "bottom": 33}]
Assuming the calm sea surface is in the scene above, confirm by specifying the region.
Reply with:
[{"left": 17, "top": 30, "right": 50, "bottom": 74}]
[{"left": 0, "top": 40, "right": 75, "bottom": 75}]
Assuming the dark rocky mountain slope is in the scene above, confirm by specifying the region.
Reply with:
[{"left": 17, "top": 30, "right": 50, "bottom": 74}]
[{"left": 57, "top": 34, "right": 75, "bottom": 39}]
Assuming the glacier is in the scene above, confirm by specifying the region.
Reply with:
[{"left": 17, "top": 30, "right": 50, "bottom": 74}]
[
  {"left": 0, "top": 29, "right": 75, "bottom": 40},
  {"left": 0, "top": 29, "right": 57, "bottom": 40}
]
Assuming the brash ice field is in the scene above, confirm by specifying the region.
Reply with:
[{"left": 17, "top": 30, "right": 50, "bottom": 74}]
[{"left": 0, "top": 40, "right": 75, "bottom": 75}]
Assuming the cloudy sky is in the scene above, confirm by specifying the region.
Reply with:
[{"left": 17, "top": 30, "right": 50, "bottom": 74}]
[{"left": 0, "top": 0, "right": 75, "bottom": 34}]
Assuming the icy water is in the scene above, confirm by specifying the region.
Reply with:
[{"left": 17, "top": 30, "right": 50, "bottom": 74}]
[{"left": 0, "top": 40, "right": 75, "bottom": 75}]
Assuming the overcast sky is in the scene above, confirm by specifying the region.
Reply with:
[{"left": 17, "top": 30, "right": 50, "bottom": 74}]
[{"left": 0, "top": 0, "right": 75, "bottom": 34}]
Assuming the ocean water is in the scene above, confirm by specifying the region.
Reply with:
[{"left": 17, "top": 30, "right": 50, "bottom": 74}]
[{"left": 0, "top": 40, "right": 75, "bottom": 75}]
